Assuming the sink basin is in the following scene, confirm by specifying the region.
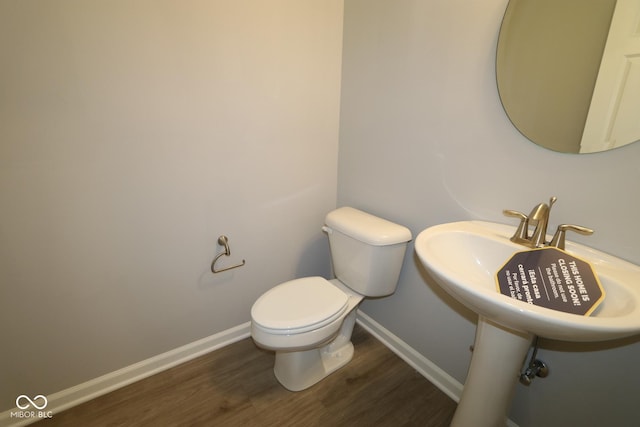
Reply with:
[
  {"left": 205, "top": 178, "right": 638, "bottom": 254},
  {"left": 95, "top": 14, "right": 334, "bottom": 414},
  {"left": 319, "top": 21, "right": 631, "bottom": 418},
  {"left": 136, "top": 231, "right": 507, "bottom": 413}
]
[
  {"left": 415, "top": 220, "right": 640, "bottom": 342},
  {"left": 416, "top": 220, "right": 640, "bottom": 427}
]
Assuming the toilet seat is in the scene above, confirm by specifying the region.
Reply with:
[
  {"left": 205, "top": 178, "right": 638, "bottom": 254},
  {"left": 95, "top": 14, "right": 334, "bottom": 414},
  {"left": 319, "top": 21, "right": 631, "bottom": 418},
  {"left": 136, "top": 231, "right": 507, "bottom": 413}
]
[{"left": 251, "top": 277, "right": 349, "bottom": 335}]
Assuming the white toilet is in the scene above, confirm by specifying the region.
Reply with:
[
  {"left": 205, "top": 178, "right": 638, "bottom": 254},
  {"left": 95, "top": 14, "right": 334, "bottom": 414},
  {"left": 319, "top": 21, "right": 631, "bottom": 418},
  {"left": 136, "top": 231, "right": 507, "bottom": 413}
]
[{"left": 250, "top": 207, "right": 412, "bottom": 391}]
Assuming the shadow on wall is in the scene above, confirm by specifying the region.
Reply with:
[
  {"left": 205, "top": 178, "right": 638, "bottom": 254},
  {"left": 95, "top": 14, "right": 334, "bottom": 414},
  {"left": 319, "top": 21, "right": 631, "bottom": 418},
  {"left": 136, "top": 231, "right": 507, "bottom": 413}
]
[
  {"left": 295, "top": 232, "right": 333, "bottom": 280},
  {"left": 413, "top": 252, "right": 477, "bottom": 326},
  {"left": 540, "top": 332, "right": 640, "bottom": 353}
]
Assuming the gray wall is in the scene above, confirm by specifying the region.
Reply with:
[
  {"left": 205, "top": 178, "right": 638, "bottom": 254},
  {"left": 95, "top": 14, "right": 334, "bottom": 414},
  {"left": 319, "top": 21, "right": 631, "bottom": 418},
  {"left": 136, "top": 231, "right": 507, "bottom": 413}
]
[
  {"left": 3, "top": 1, "right": 640, "bottom": 426},
  {"left": 0, "top": 0, "right": 343, "bottom": 410},
  {"left": 339, "top": 1, "right": 640, "bottom": 427}
]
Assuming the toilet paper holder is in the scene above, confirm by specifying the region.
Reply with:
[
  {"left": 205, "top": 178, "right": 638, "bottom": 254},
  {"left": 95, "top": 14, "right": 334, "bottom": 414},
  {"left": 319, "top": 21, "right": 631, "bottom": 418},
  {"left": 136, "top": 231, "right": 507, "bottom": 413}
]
[{"left": 211, "top": 235, "right": 246, "bottom": 273}]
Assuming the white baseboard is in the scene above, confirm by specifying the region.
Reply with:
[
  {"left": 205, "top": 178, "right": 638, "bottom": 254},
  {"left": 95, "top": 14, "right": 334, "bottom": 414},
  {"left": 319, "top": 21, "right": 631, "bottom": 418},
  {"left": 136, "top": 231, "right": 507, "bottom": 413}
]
[
  {"left": 355, "top": 311, "right": 519, "bottom": 427},
  {"left": 0, "top": 322, "right": 251, "bottom": 427},
  {"left": 355, "top": 311, "right": 464, "bottom": 403},
  {"left": 3, "top": 315, "right": 519, "bottom": 427}
]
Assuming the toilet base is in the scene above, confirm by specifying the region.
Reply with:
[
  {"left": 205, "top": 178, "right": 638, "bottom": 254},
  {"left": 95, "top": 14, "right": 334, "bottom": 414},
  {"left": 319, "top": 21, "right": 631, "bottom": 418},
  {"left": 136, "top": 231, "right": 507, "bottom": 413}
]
[
  {"left": 273, "top": 307, "right": 359, "bottom": 391},
  {"left": 274, "top": 340, "right": 355, "bottom": 391}
]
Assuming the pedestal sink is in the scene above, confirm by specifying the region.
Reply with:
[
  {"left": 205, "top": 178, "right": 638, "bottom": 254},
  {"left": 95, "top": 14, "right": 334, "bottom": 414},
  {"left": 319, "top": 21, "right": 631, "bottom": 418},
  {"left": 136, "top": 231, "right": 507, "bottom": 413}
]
[{"left": 415, "top": 221, "right": 640, "bottom": 427}]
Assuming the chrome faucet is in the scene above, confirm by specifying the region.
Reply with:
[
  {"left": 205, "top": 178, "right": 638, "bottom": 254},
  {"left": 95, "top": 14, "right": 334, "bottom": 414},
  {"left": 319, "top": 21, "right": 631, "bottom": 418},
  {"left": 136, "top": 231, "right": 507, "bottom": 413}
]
[{"left": 503, "top": 197, "right": 594, "bottom": 249}]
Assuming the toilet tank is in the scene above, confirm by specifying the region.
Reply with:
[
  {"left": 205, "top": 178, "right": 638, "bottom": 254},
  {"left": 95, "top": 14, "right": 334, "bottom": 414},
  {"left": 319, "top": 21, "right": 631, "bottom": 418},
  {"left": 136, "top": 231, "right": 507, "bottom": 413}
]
[{"left": 323, "top": 207, "right": 412, "bottom": 297}]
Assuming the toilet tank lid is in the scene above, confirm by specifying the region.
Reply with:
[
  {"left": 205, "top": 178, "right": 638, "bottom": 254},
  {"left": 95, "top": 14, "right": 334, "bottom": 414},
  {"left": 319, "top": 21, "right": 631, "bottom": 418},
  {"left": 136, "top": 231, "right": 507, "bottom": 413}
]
[{"left": 325, "top": 207, "right": 412, "bottom": 246}]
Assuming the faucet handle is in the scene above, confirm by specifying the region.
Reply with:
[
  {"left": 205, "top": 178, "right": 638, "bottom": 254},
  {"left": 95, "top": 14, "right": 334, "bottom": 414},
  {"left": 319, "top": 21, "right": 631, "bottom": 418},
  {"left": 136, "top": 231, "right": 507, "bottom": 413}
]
[
  {"left": 550, "top": 224, "right": 594, "bottom": 250},
  {"left": 503, "top": 209, "right": 529, "bottom": 243}
]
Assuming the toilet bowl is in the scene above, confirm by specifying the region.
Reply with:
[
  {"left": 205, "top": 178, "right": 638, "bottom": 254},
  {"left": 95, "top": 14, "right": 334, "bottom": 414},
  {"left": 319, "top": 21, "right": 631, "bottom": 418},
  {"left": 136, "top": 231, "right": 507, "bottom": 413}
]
[
  {"left": 251, "top": 277, "right": 364, "bottom": 391},
  {"left": 250, "top": 207, "right": 412, "bottom": 391},
  {"left": 251, "top": 277, "right": 363, "bottom": 351}
]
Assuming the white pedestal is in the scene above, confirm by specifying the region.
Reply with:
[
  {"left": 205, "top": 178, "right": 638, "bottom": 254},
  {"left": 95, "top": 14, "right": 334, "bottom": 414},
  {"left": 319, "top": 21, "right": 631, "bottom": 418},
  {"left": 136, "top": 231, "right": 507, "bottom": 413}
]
[{"left": 451, "top": 316, "right": 533, "bottom": 427}]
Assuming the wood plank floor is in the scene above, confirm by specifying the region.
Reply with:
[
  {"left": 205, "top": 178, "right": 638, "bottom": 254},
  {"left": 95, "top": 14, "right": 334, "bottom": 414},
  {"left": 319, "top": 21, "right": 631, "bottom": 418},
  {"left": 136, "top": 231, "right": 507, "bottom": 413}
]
[{"left": 34, "top": 324, "right": 457, "bottom": 426}]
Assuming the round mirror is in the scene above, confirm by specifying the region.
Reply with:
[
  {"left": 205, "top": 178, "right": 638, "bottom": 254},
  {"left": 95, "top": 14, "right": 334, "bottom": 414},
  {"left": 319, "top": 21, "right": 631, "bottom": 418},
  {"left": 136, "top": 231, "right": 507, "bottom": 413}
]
[{"left": 496, "top": 0, "right": 640, "bottom": 154}]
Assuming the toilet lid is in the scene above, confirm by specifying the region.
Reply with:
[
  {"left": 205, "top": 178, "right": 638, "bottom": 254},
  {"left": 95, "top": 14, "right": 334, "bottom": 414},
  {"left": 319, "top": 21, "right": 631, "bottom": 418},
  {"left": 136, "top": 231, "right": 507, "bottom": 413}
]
[{"left": 251, "top": 277, "right": 349, "bottom": 333}]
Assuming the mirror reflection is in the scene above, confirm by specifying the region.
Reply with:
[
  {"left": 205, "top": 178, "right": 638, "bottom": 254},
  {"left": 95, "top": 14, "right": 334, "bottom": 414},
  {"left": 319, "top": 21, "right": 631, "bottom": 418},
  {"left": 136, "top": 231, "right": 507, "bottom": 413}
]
[{"left": 496, "top": 0, "right": 640, "bottom": 154}]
